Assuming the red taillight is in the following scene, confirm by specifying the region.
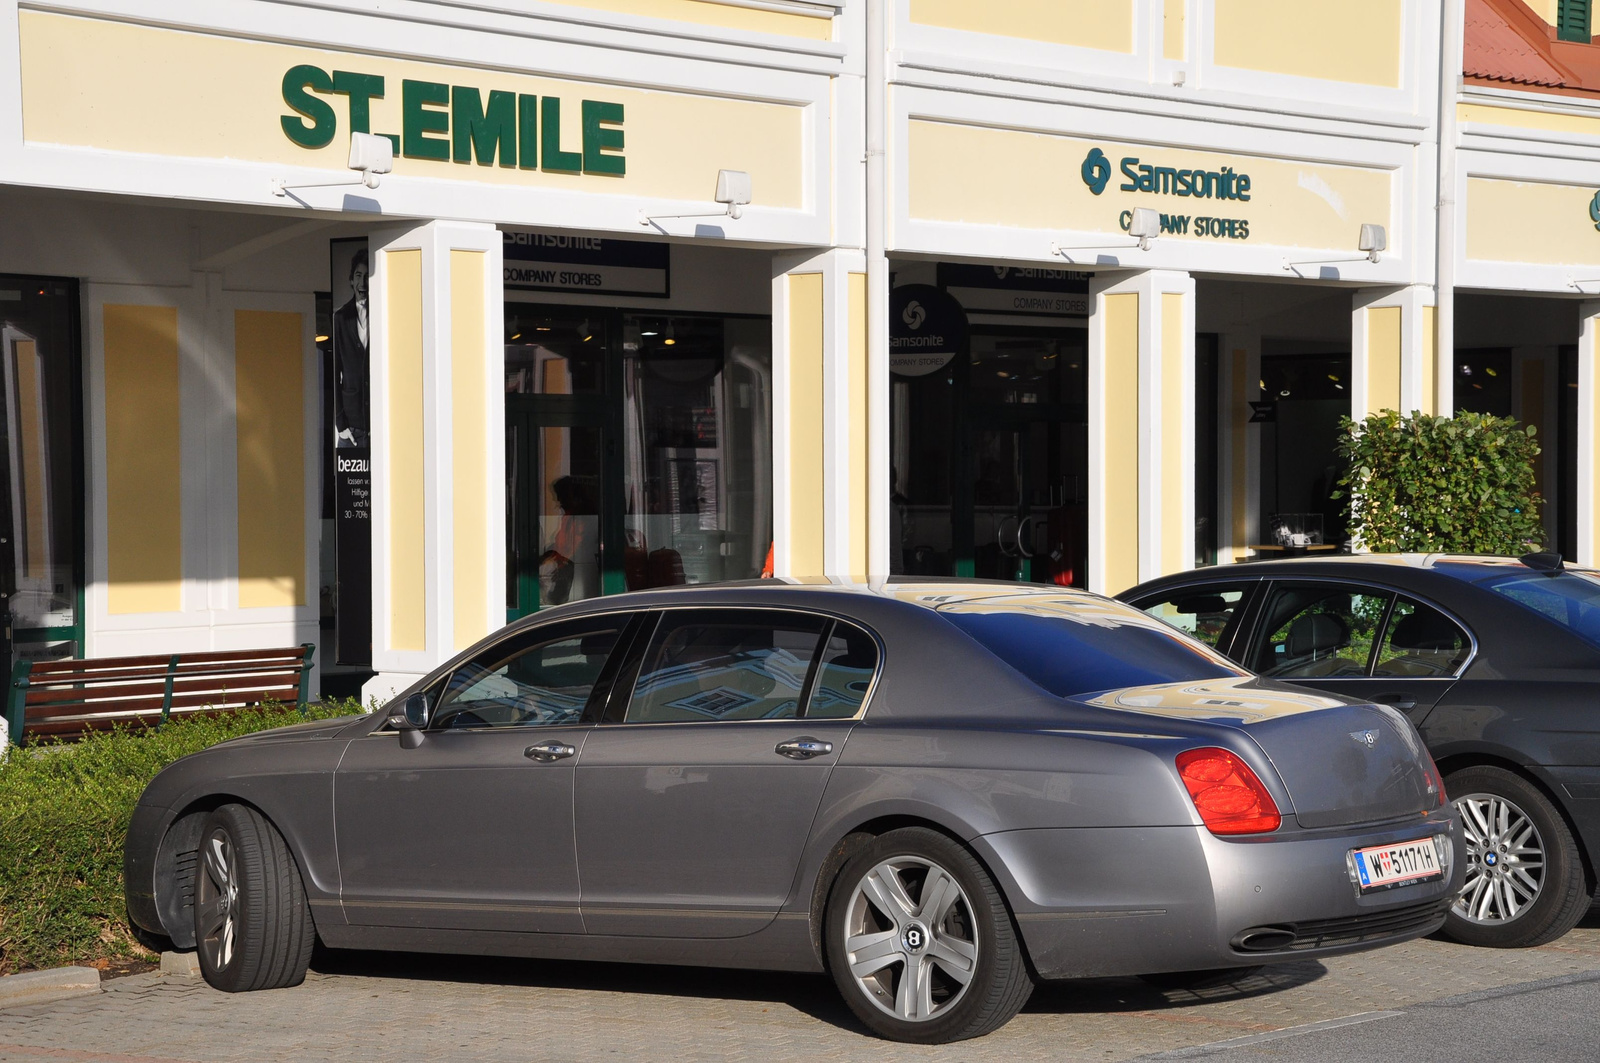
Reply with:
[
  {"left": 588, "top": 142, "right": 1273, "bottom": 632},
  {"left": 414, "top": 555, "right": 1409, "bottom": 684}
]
[{"left": 1175, "top": 747, "right": 1282, "bottom": 835}]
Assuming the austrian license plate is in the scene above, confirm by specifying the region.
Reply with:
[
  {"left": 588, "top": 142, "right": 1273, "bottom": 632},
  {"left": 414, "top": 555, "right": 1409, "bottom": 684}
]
[{"left": 1349, "top": 838, "right": 1444, "bottom": 893}]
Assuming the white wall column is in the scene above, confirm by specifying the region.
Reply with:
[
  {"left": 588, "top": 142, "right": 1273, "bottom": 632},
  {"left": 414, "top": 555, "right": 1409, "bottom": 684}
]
[
  {"left": 771, "top": 249, "right": 869, "bottom": 580},
  {"left": 363, "top": 220, "right": 504, "bottom": 704},
  {"left": 1577, "top": 303, "right": 1600, "bottom": 567},
  {"left": 1088, "top": 269, "right": 1194, "bottom": 595}
]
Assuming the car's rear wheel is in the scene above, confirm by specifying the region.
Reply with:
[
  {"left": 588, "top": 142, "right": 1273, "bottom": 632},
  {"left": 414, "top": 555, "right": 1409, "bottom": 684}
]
[
  {"left": 193, "top": 803, "right": 316, "bottom": 992},
  {"left": 824, "top": 827, "right": 1032, "bottom": 1043},
  {"left": 1442, "top": 766, "right": 1587, "bottom": 949}
]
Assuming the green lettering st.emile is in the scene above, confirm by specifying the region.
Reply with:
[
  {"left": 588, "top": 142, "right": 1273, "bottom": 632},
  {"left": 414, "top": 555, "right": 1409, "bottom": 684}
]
[
  {"left": 541, "top": 97, "right": 583, "bottom": 173},
  {"left": 403, "top": 79, "right": 451, "bottom": 160},
  {"left": 582, "top": 100, "right": 625, "bottom": 176},
  {"left": 279, "top": 65, "right": 625, "bottom": 176},
  {"left": 331, "top": 71, "right": 384, "bottom": 134},
  {"left": 452, "top": 86, "right": 516, "bottom": 167},
  {"left": 281, "top": 65, "right": 336, "bottom": 148}
]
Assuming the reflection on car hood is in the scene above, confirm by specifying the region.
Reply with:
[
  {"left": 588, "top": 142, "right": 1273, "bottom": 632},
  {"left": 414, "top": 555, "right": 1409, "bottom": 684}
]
[
  {"left": 1080, "top": 677, "right": 1345, "bottom": 723},
  {"left": 219, "top": 714, "right": 367, "bottom": 745}
]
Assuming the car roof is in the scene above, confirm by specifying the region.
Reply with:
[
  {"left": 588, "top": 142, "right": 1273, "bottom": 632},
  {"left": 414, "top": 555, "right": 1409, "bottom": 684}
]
[{"left": 1121, "top": 553, "right": 1597, "bottom": 595}]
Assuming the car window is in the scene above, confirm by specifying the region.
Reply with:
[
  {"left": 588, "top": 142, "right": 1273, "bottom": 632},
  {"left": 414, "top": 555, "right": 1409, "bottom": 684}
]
[
  {"left": 1136, "top": 585, "right": 1250, "bottom": 651},
  {"left": 1372, "top": 597, "right": 1471, "bottom": 678},
  {"left": 1475, "top": 570, "right": 1600, "bottom": 649},
  {"left": 434, "top": 620, "right": 623, "bottom": 729},
  {"left": 1252, "top": 585, "right": 1392, "bottom": 678},
  {"left": 804, "top": 622, "right": 879, "bottom": 719},
  {"left": 624, "top": 610, "right": 829, "bottom": 723}
]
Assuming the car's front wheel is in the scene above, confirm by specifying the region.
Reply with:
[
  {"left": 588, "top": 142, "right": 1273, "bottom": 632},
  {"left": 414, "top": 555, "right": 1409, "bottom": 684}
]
[
  {"left": 1442, "top": 766, "right": 1588, "bottom": 949},
  {"left": 193, "top": 803, "right": 316, "bottom": 991},
  {"left": 824, "top": 827, "right": 1032, "bottom": 1043}
]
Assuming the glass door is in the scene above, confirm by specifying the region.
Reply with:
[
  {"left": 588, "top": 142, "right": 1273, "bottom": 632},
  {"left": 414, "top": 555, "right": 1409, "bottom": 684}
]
[{"left": 892, "top": 323, "right": 1087, "bottom": 586}]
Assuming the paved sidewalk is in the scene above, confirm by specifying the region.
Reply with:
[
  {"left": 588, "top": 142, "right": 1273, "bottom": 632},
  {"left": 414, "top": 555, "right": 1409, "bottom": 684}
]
[{"left": 1, "top": 916, "right": 1597, "bottom": 1062}]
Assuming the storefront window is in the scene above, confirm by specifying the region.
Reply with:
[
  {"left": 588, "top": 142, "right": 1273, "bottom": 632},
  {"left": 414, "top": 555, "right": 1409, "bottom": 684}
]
[
  {"left": 505, "top": 306, "right": 771, "bottom": 617},
  {"left": 621, "top": 315, "right": 771, "bottom": 589},
  {"left": 0, "top": 276, "right": 83, "bottom": 663}
]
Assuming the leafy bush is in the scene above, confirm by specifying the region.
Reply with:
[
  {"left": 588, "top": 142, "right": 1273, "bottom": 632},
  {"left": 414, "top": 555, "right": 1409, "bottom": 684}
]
[
  {"left": 1335, "top": 410, "right": 1544, "bottom": 554},
  {"left": 0, "top": 701, "right": 363, "bottom": 975}
]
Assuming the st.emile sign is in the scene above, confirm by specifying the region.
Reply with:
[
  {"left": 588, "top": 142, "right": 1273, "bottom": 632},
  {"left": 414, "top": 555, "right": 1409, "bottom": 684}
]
[{"left": 281, "top": 66, "right": 626, "bottom": 175}]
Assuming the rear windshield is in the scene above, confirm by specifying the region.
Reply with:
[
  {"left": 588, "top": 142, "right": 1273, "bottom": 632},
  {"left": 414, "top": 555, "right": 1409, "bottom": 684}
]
[
  {"left": 940, "top": 608, "right": 1246, "bottom": 698},
  {"left": 1475, "top": 570, "right": 1600, "bottom": 649}
]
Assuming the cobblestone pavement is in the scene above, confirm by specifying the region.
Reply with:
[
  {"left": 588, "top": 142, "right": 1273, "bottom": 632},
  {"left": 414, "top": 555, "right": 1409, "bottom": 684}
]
[{"left": 2, "top": 914, "right": 1597, "bottom": 1063}]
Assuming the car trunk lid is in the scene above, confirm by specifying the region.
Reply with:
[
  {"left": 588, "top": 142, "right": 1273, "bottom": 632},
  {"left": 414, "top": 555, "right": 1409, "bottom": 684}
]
[{"left": 1083, "top": 678, "right": 1439, "bottom": 828}]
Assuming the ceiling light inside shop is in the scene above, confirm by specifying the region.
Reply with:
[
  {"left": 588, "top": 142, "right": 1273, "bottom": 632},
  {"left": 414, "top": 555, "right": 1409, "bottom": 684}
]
[
  {"left": 511, "top": 333, "right": 522, "bottom": 340},
  {"left": 1279, "top": 389, "right": 1291, "bottom": 397},
  {"left": 664, "top": 338, "right": 677, "bottom": 345},
  {"left": 315, "top": 334, "right": 329, "bottom": 343},
  {"left": 1327, "top": 374, "right": 1340, "bottom": 382},
  {"left": 1460, "top": 365, "right": 1472, "bottom": 376},
  {"left": 1485, "top": 367, "right": 1498, "bottom": 377}
]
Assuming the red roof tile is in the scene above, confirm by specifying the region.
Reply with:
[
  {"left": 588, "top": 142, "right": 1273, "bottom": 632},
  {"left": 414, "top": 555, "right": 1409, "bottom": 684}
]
[{"left": 1464, "top": 0, "right": 1569, "bottom": 88}]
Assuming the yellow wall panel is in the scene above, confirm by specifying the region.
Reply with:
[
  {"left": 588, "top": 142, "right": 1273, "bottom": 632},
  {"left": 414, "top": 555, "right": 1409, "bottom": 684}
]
[
  {"left": 547, "top": 0, "right": 830, "bottom": 39},
  {"left": 788, "top": 273, "right": 825, "bottom": 578},
  {"left": 451, "top": 250, "right": 490, "bottom": 650},
  {"left": 1213, "top": 0, "right": 1402, "bottom": 87},
  {"left": 910, "top": 0, "right": 1134, "bottom": 52},
  {"left": 387, "top": 250, "right": 426, "bottom": 652},
  {"left": 1466, "top": 177, "right": 1600, "bottom": 266},
  {"left": 1164, "top": 0, "right": 1187, "bottom": 61},
  {"left": 18, "top": 11, "right": 805, "bottom": 209},
  {"left": 1421, "top": 305, "right": 1437, "bottom": 417},
  {"left": 235, "top": 310, "right": 306, "bottom": 608},
  {"left": 908, "top": 121, "right": 1393, "bottom": 253},
  {"left": 1103, "top": 292, "right": 1140, "bottom": 595},
  {"left": 847, "top": 271, "right": 869, "bottom": 578},
  {"left": 1458, "top": 102, "right": 1600, "bottom": 138},
  {"left": 103, "top": 304, "right": 182, "bottom": 614},
  {"left": 1366, "top": 306, "right": 1402, "bottom": 416},
  {"left": 1160, "top": 292, "right": 1186, "bottom": 576}
]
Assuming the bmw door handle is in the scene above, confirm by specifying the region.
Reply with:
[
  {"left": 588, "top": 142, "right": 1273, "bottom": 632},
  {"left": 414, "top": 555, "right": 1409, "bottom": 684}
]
[
  {"left": 1373, "top": 693, "right": 1418, "bottom": 711},
  {"left": 775, "top": 736, "right": 833, "bottom": 760},
  {"left": 525, "top": 740, "right": 577, "bottom": 762}
]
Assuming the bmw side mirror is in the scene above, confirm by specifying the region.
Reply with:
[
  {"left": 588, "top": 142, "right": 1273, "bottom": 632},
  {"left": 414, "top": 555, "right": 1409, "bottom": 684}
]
[{"left": 387, "top": 692, "right": 432, "bottom": 749}]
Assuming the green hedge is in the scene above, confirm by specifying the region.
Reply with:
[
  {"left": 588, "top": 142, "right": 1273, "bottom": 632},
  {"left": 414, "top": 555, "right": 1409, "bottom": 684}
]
[{"left": 0, "top": 701, "right": 363, "bottom": 975}]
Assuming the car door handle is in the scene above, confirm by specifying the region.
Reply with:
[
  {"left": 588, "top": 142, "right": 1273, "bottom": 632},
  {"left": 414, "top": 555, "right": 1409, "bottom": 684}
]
[
  {"left": 775, "top": 737, "right": 833, "bottom": 760},
  {"left": 525, "top": 741, "right": 577, "bottom": 762},
  {"left": 1372, "top": 693, "right": 1418, "bottom": 711}
]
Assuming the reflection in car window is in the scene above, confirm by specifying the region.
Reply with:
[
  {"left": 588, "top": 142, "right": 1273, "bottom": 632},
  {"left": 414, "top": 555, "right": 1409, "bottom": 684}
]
[
  {"left": 626, "top": 611, "right": 828, "bottom": 723},
  {"left": 1477, "top": 571, "right": 1600, "bottom": 649},
  {"left": 1253, "top": 586, "right": 1392, "bottom": 678},
  {"left": 1372, "top": 598, "right": 1470, "bottom": 677},
  {"left": 941, "top": 610, "right": 1244, "bottom": 698},
  {"left": 805, "top": 622, "right": 879, "bottom": 719},
  {"left": 434, "top": 623, "right": 621, "bottom": 729},
  {"left": 1139, "top": 587, "right": 1248, "bottom": 650}
]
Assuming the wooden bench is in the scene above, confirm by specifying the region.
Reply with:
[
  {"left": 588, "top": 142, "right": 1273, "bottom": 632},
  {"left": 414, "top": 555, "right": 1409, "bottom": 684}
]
[{"left": 4, "top": 645, "right": 317, "bottom": 747}]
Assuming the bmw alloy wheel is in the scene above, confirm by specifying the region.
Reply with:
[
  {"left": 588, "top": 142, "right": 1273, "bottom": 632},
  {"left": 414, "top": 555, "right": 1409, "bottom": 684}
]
[
  {"left": 1453, "top": 791, "right": 1544, "bottom": 924},
  {"left": 195, "top": 826, "right": 240, "bottom": 972},
  {"left": 842, "top": 856, "right": 979, "bottom": 1022}
]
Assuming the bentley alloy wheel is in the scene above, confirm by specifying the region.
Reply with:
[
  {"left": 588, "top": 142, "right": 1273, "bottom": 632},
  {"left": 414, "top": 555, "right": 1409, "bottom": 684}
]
[
  {"left": 825, "top": 827, "right": 1032, "bottom": 1043},
  {"left": 192, "top": 804, "right": 317, "bottom": 992}
]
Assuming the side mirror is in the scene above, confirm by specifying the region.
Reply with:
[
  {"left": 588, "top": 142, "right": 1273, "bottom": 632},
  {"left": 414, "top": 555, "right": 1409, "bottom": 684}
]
[{"left": 387, "top": 692, "right": 432, "bottom": 748}]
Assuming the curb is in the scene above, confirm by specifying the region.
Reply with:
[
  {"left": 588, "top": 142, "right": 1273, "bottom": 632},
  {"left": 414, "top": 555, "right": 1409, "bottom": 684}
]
[
  {"left": 0, "top": 966, "right": 102, "bottom": 1010},
  {"left": 159, "top": 951, "right": 201, "bottom": 979}
]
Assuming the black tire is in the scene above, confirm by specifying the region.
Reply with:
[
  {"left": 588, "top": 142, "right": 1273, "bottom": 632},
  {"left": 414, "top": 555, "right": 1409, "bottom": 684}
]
[
  {"left": 1442, "top": 766, "right": 1588, "bottom": 949},
  {"left": 192, "top": 803, "right": 316, "bottom": 992},
  {"left": 824, "top": 827, "right": 1033, "bottom": 1043}
]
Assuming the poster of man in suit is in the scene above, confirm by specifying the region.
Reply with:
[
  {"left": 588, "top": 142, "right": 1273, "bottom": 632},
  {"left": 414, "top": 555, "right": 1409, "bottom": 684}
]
[{"left": 330, "top": 239, "right": 371, "bottom": 665}]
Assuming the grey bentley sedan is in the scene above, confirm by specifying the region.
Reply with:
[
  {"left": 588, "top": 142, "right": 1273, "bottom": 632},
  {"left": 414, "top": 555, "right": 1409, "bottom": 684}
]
[{"left": 125, "top": 582, "right": 1463, "bottom": 1043}]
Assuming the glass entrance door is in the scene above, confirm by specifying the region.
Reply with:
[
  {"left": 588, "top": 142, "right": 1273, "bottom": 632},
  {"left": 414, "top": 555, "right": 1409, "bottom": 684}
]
[{"left": 892, "top": 324, "right": 1087, "bottom": 586}]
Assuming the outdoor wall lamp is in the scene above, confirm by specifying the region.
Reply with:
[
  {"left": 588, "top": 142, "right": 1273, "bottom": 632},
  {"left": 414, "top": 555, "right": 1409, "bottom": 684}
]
[
  {"left": 640, "top": 170, "right": 753, "bottom": 227},
  {"left": 272, "top": 132, "right": 394, "bottom": 198},
  {"left": 1050, "top": 207, "right": 1162, "bottom": 261},
  {"left": 1282, "top": 223, "right": 1387, "bottom": 274}
]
